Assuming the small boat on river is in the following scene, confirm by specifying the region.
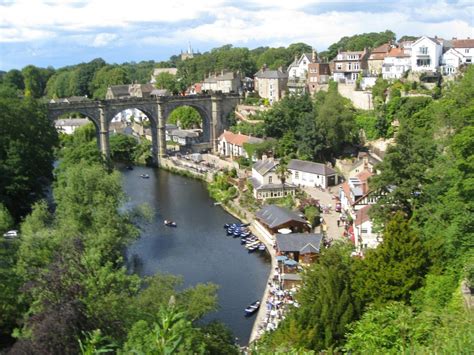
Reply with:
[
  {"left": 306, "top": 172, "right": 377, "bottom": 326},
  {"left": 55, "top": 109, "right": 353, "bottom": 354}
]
[
  {"left": 164, "top": 220, "right": 177, "bottom": 227},
  {"left": 245, "top": 300, "right": 260, "bottom": 316},
  {"left": 140, "top": 174, "right": 150, "bottom": 179}
]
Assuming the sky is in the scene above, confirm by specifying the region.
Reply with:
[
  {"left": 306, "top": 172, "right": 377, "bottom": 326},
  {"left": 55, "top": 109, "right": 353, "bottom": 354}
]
[{"left": 0, "top": 0, "right": 473, "bottom": 71}]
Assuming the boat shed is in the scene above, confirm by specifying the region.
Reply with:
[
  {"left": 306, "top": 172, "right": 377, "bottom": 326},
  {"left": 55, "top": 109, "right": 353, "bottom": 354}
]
[
  {"left": 255, "top": 205, "right": 310, "bottom": 234},
  {"left": 276, "top": 233, "right": 323, "bottom": 264}
]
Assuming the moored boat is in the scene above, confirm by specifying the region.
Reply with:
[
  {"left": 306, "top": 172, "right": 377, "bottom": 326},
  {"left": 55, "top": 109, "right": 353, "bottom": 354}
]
[
  {"left": 244, "top": 300, "right": 260, "bottom": 316},
  {"left": 164, "top": 220, "right": 177, "bottom": 227},
  {"left": 140, "top": 174, "right": 150, "bottom": 179}
]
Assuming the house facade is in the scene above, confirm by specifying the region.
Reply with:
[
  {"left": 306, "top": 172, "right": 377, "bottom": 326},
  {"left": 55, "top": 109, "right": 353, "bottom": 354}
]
[
  {"left": 106, "top": 84, "right": 155, "bottom": 99},
  {"left": 254, "top": 66, "right": 288, "bottom": 105},
  {"left": 382, "top": 47, "right": 411, "bottom": 79},
  {"left": 287, "top": 52, "right": 312, "bottom": 94},
  {"left": 331, "top": 49, "right": 369, "bottom": 83},
  {"left": 410, "top": 36, "right": 443, "bottom": 72},
  {"left": 441, "top": 39, "right": 474, "bottom": 75},
  {"left": 201, "top": 70, "right": 241, "bottom": 93},
  {"left": 354, "top": 205, "right": 381, "bottom": 253},
  {"left": 307, "top": 50, "right": 331, "bottom": 95},
  {"left": 250, "top": 158, "right": 297, "bottom": 200},
  {"left": 288, "top": 159, "right": 338, "bottom": 189},
  {"left": 217, "top": 130, "right": 264, "bottom": 159},
  {"left": 54, "top": 118, "right": 90, "bottom": 134},
  {"left": 368, "top": 43, "right": 391, "bottom": 75}
]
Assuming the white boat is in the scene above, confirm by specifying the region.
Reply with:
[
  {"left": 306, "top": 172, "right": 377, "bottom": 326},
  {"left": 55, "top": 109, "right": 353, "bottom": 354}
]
[
  {"left": 164, "top": 220, "right": 177, "bottom": 227},
  {"left": 244, "top": 300, "right": 260, "bottom": 316},
  {"left": 140, "top": 174, "right": 150, "bottom": 179}
]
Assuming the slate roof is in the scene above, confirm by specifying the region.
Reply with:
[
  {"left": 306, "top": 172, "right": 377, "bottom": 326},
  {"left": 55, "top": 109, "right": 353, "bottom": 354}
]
[
  {"left": 276, "top": 233, "right": 323, "bottom": 253},
  {"left": 170, "top": 129, "right": 199, "bottom": 138},
  {"left": 288, "top": 159, "right": 337, "bottom": 176},
  {"left": 281, "top": 273, "right": 302, "bottom": 281},
  {"left": 256, "top": 205, "right": 307, "bottom": 229},
  {"left": 250, "top": 178, "right": 296, "bottom": 191},
  {"left": 254, "top": 69, "right": 288, "bottom": 79},
  {"left": 108, "top": 85, "right": 130, "bottom": 97},
  {"left": 252, "top": 159, "right": 278, "bottom": 176}
]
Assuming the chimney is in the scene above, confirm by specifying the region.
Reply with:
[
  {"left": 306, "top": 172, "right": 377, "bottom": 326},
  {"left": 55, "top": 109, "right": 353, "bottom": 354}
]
[
  {"left": 312, "top": 49, "right": 317, "bottom": 63},
  {"left": 221, "top": 69, "right": 224, "bottom": 76},
  {"left": 262, "top": 154, "right": 268, "bottom": 161}
]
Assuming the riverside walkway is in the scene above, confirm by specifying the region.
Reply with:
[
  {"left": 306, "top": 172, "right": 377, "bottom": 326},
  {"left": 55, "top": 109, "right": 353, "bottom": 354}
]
[{"left": 248, "top": 220, "right": 277, "bottom": 344}]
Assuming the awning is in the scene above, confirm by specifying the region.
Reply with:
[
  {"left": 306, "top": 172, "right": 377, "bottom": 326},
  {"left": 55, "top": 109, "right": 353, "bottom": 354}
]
[
  {"left": 276, "top": 255, "right": 288, "bottom": 262},
  {"left": 284, "top": 259, "right": 298, "bottom": 266}
]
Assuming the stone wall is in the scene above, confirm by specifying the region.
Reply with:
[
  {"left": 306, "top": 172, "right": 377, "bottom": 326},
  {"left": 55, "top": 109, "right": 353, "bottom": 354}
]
[{"left": 337, "top": 83, "right": 373, "bottom": 110}]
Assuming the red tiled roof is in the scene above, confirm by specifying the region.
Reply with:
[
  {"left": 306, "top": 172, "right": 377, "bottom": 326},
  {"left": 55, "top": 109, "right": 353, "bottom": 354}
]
[
  {"left": 356, "top": 170, "right": 373, "bottom": 184},
  {"left": 355, "top": 205, "right": 371, "bottom": 226},
  {"left": 386, "top": 47, "right": 409, "bottom": 58},
  {"left": 452, "top": 39, "right": 474, "bottom": 48},
  {"left": 218, "top": 130, "right": 251, "bottom": 146},
  {"left": 372, "top": 43, "right": 391, "bottom": 53}
]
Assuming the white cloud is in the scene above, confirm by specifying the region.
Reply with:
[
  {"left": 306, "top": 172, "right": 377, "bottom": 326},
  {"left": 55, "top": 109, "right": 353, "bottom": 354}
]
[
  {"left": 0, "top": 0, "right": 473, "bottom": 50},
  {"left": 92, "top": 33, "right": 118, "bottom": 47}
]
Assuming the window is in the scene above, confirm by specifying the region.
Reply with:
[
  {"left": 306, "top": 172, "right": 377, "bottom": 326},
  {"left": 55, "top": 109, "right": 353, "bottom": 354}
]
[
  {"left": 268, "top": 176, "right": 273, "bottom": 184},
  {"left": 361, "top": 228, "right": 368, "bottom": 234},
  {"left": 465, "top": 49, "right": 469, "bottom": 53},
  {"left": 336, "top": 64, "right": 342, "bottom": 70},
  {"left": 417, "top": 59, "right": 431, "bottom": 66},
  {"left": 348, "top": 63, "right": 352, "bottom": 70},
  {"left": 354, "top": 63, "right": 360, "bottom": 70},
  {"left": 295, "top": 171, "right": 299, "bottom": 179},
  {"left": 419, "top": 46, "right": 428, "bottom": 54}
]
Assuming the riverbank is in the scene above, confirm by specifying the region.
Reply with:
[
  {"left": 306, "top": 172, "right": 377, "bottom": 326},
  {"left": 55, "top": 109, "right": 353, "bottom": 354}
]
[{"left": 157, "top": 158, "right": 276, "bottom": 345}]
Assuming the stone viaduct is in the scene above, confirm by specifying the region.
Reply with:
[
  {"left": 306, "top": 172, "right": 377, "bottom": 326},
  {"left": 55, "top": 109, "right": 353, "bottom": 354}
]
[{"left": 48, "top": 93, "right": 241, "bottom": 165}]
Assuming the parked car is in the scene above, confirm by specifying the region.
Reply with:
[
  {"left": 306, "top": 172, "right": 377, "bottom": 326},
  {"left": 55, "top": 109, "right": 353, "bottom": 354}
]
[{"left": 3, "top": 230, "right": 18, "bottom": 238}]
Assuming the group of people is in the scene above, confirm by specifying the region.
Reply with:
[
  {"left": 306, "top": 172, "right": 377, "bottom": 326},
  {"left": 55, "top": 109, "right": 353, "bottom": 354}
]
[{"left": 256, "top": 267, "right": 300, "bottom": 337}]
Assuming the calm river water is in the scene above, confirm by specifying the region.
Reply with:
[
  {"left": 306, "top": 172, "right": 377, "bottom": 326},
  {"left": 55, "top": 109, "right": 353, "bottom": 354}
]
[{"left": 122, "top": 166, "right": 271, "bottom": 345}]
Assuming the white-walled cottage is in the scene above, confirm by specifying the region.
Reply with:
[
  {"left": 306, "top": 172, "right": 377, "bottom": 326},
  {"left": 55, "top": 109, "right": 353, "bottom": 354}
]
[
  {"left": 250, "top": 158, "right": 297, "bottom": 200},
  {"left": 287, "top": 159, "right": 338, "bottom": 189},
  {"left": 410, "top": 36, "right": 443, "bottom": 72}
]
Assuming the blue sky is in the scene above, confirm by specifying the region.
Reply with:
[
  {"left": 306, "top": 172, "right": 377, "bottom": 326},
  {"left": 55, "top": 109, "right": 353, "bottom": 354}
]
[{"left": 0, "top": 0, "right": 473, "bottom": 71}]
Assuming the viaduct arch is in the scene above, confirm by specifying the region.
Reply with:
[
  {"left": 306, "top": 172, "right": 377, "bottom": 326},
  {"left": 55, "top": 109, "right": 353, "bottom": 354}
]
[{"left": 48, "top": 93, "right": 241, "bottom": 166}]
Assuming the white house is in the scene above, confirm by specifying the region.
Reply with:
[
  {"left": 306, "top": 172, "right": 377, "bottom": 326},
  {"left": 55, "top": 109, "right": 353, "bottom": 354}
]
[
  {"left": 410, "top": 36, "right": 443, "bottom": 72},
  {"left": 442, "top": 48, "right": 465, "bottom": 75},
  {"left": 441, "top": 39, "right": 474, "bottom": 75},
  {"left": 354, "top": 205, "right": 381, "bottom": 253},
  {"left": 217, "top": 130, "right": 263, "bottom": 159},
  {"left": 287, "top": 52, "right": 312, "bottom": 94},
  {"left": 250, "top": 158, "right": 296, "bottom": 200},
  {"left": 201, "top": 70, "right": 241, "bottom": 93},
  {"left": 382, "top": 47, "right": 411, "bottom": 79},
  {"left": 54, "top": 118, "right": 90, "bottom": 134},
  {"left": 287, "top": 159, "right": 338, "bottom": 189}
]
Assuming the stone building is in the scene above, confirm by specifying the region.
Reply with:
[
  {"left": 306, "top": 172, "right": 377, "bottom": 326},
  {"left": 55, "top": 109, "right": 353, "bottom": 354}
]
[{"left": 254, "top": 66, "right": 288, "bottom": 105}]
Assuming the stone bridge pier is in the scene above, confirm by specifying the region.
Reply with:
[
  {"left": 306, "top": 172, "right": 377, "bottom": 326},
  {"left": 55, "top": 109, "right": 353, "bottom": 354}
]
[{"left": 48, "top": 93, "right": 241, "bottom": 166}]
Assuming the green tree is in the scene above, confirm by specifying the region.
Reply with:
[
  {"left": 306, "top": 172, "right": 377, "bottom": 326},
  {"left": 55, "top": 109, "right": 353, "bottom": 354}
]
[
  {"left": 168, "top": 106, "right": 202, "bottom": 129},
  {"left": 352, "top": 213, "right": 429, "bottom": 306},
  {"left": 262, "top": 243, "right": 360, "bottom": 351},
  {"left": 0, "top": 97, "right": 58, "bottom": 219},
  {"left": 22, "top": 65, "right": 44, "bottom": 98},
  {"left": 154, "top": 72, "right": 177, "bottom": 92},
  {"left": 109, "top": 133, "right": 138, "bottom": 163},
  {"left": 3, "top": 69, "right": 25, "bottom": 91},
  {"left": 90, "top": 66, "right": 129, "bottom": 99},
  {"left": 0, "top": 203, "right": 14, "bottom": 232},
  {"left": 123, "top": 305, "right": 201, "bottom": 355}
]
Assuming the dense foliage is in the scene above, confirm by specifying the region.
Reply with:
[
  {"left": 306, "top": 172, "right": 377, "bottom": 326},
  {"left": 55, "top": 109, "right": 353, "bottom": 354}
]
[
  {"left": 0, "top": 125, "right": 238, "bottom": 353},
  {"left": 256, "top": 67, "right": 474, "bottom": 353},
  {"left": 168, "top": 106, "right": 203, "bottom": 129},
  {"left": 0, "top": 97, "right": 58, "bottom": 220}
]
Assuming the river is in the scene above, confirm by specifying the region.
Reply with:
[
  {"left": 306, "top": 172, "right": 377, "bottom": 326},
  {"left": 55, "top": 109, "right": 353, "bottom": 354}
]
[{"left": 122, "top": 166, "right": 271, "bottom": 345}]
